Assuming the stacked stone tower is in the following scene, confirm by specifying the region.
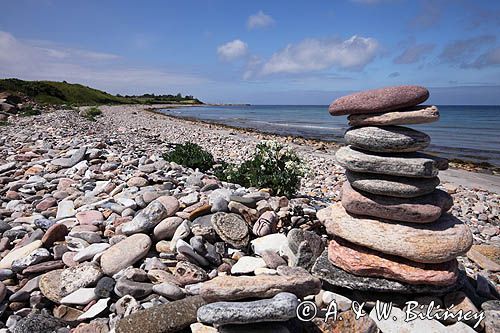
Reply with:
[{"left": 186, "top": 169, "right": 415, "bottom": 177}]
[{"left": 314, "top": 86, "right": 473, "bottom": 294}]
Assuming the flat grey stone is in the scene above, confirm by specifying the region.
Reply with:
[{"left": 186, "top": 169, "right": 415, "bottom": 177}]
[
  {"left": 344, "top": 126, "right": 430, "bottom": 153},
  {"left": 348, "top": 105, "right": 440, "bottom": 126},
  {"left": 311, "top": 251, "right": 464, "bottom": 295},
  {"left": 197, "top": 292, "right": 299, "bottom": 325},
  {"left": 336, "top": 146, "right": 448, "bottom": 178},
  {"left": 52, "top": 147, "right": 87, "bottom": 168},
  {"left": 121, "top": 200, "right": 168, "bottom": 235},
  {"left": 346, "top": 170, "right": 440, "bottom": 198}
]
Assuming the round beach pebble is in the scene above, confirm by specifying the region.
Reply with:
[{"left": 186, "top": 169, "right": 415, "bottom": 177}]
[
  {"left": 344, "top": 126, "right": 430, "bottom": 153},
  {"left": 211, "top": 212, "right": 249, "bottom": 249},
  {"left": 100, "top": 233, "right": 151, "bottom": 276}
]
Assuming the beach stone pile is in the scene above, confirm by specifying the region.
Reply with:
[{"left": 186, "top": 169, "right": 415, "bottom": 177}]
[
  {"left": 309, "top": 86, "right": 482, "bottom": 310},
  {"left": 314, "top": 86, "right": 474, "bottom": 294}
]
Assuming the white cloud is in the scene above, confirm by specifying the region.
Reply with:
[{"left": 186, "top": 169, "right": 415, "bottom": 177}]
[
  {"left": 0, "top": 30, "right": 208, "bottom": 94},
  {"left": 259, "top": 35, "right": 379, "bottom": 76},
  {"left": 247, "top": 11, "right": 275, "bottom": 30},
  {"left": 217, "top": 39, "right": 248, "bottom": 61}
]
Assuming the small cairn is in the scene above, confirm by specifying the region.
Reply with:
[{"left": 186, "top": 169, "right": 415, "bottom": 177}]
[{"left": 313, "top": 86, "right": 474, "bottom": 294}]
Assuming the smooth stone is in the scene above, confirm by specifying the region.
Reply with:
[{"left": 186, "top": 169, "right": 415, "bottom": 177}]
[
  {"left": 318, "top": 203, "right": 473, "bottom": 263},
  {"left": 41, "top": 223, "right": 69, "bottom": 247},
  {"left": 100, "top": 233, "right": 151, "bottom": 275},
  {"left": 348, "top": 105, "right": 440, "bottom": 126},
  {"left": 39, "top": 263, "right": 103, "bottom": 303},
  {"left": 52, "top": 147, "right": 87, "bottom": 168},
  {"left": 191, "top": 214, "right": 216, "bottom": 239},
  {"left": 176, "top": 239, "right": 209, "bottom": 266},
  {"left": 197, "top": 292, "right": 298, "bottom": 325},
  {"left": 251, "top": 233, "right": 288, "bottom": 256},
  {"left": 287, "top": 229, "right": 324, "bottom": 258},
  {"left": 9, "top": 276, "right": 40, "bottom": 302},
  {"left": 174, "top": 261, "right": 208, "bottom": 286},
  {"left": 121, "top": 200, "right": 169, "bottom": 235},
  {"left": 341, "top": 182, "right": 453, "bottom": 223},
  {"left": 328, "top": 238, "right": 459, "bottom": 286},
  {"left": 115, "top": 296, "right": 206, "bottom": 333},
  {"left": 329, "top": 85, "right": 429, "bottom": 116},
  {"left": 231, "top": 256, "right": 267, "bottom": 274},
  {"left": 0, "top": 240, "right": 42, "bottom": 269},
  {"left": 60, "top": 288, "right": 97, "bottom": 305},
  {"left": 34, "top": 218, "right": 55, "bottom": 230},
  {"left": 252, "top": 211, "right": 278, "bottom": 236},
  {"left": 75, "top": 210, "right": 103, "bottom": 225},
  {"left": 11, "top": 248, "right": 50, "bottom": 273},
  {"left": 153, "top": 217, "right": 183, "bottom": 240},
  {"left": 336, "top": 146, "right": 448, "bottom": 178},
  {"left": 127, "top": 176, "right": 148, "bottom": 187},
  {"left": 211, "top": 212, "right": 249, "bottom": 249},
  {"left": 260, "top": 250, "right": 287, "bottom": 269},
  {"left": 346, "top": 169, "right": 440, "bottom": 198},
  {"left": 10, "top": 314, "right": 67, "bottom": 333},
  {"left": 152, "top": 282, "right": 185, "bottom": 300},
  {"left": 199, "top": 273, "right": 321, "bottom": 302},
  {"left": 115, "top": 278, "right": 153, "bottom": 299},
  {"left": 170, "top": 220, "right": 191, "bottom": 251},
  {"left": 190, "top": 323, "right": 218, "bottom": 333},
  {"left": 311, "top": 251, "right": 463, "bottom": 295},
  {"left": 56, "top": 200, "right": 75, "bottom": 219},
  {"left": 344, "top": 125, "right": 430, "bottom": 152},
  {"left": 94, "top": 276, "right": 115, "bottom": 298},
  {"left": 466, "top": 245, "right": 500, "bottom": 272},
  {"left": 77, "top": 297, "right": 109, "bottom": 320},
  {"left": 73, "top": 243, "right": 110, "bottom": 262},
  {"left": 321, "top": 291, "right": 352, "bottom": 311}
]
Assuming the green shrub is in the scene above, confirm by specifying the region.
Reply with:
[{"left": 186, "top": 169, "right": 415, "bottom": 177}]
[
  {"left": 20, "top": 105, "right": 41, "bottom": 116},
  {"left": 216, "top": 140, "right": 307, "bottom": 197},
  {"left": 84, "top": 106, "right": 102, "bottom": 121},
  {"left": 0, "top": 120, "right": 8, "bottom": 126},
  {"left": 163, "top": 142, "right": 214, "bottom": 172}
]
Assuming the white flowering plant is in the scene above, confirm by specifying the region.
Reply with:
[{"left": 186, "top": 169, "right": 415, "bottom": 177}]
[{"left": 215, "top": 140, "right": 307, "bottom": 197}]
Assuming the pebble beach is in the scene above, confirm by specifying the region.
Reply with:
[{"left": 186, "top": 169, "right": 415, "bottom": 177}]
[{"left": 0, "top": 96, "right": 499, "bottom": 332}]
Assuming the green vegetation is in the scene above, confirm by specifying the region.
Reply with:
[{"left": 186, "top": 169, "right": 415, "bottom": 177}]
[
  {"left": 0, "top": 121, "right": 8, "bottom": 126},
  {"left": 162, "top": 141, "right": 307, "bottom": 197},
  {"left": 163, "top": 142, "right": 215, "bottom": 172},
  {"left": 20, "top": 105, "right": 41, "bottom": 117},
  {"left": 83, "top": 106, "right": 102, "bottom": 121},
  {"left": 216, "top": 141, "right": 307, "bottom": 197},
  {"left": 0, "top": 78, "right": 203, "bottom": 106}
]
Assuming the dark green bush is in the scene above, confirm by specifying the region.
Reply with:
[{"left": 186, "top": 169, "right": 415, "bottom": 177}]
[
  {"left": 163, "top": 142, "right": 214, "bottom": 172},
  {"left": 20, "top": 105, "right": 41, "bottom": 116},
  {"left": 216, "top": 140, "right": 307, "bottom": 197},
  {"left": 0, "top": 120, "right": 8, "bottom": 126}
]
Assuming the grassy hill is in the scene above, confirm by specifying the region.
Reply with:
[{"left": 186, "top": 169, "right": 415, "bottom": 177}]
[{"left": 0, "top": 78, "right": 202, "bottom": 105}]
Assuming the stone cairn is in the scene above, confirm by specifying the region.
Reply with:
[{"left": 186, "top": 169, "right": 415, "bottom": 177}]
[{"left": 314, "top": 86, "right": 474, "bottom": 294}]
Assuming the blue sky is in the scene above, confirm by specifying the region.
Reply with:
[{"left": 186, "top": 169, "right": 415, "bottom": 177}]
[{"left": 1, "top": 0, "right": 499, "bottom": 104}]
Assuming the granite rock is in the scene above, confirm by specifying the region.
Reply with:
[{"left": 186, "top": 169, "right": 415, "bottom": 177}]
[
  {"left": 341, "top": 182, "right": 453, "bottom": 223},
  {"left": 348, "top": 105, "right": 439, "bottom": 126},
  {"left": 328, "top": 238, "right": 459, "bottom": 286},
  {"left": 336, "top": 146, "right": 448, "bottom": 178},
  {"left": 346, "top": 169, "right": 440, "bottom": 198},
  {"left": 318, "top": 203, "right": 473, "bottom": 263},
  {"left": 211, "top": 212, "right": 249, "bottom": 249},
  {"left": 329, "top": 85, "right": 429, "bottom": 116},
  {"left": 312, "top": 251, "right": 463, "bottom": 294},
  {"left": 344, "top": 125, "right": 430, "bottom": 153},
  {"left": 197, "top": 292, "right": 299, "bottom": 325}
]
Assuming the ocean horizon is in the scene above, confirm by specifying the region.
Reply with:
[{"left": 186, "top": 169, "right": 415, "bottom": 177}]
[{"left": 160, "top": 104, "right": 500, "bottom": 167}]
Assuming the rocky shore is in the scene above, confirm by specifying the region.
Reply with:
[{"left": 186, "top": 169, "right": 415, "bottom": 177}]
[{"left": 0, "top": 98, "right": 498, "bottom": 332}]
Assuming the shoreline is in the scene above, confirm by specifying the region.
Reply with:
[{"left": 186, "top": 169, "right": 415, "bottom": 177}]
[{"left": 148, "top": 106, "right": 500, "bottom": 175}]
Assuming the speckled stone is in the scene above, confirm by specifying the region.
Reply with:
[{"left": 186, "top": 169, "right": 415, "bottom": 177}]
[{"left": 329, "top": 85, "right": 429, "bottom": 116}]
